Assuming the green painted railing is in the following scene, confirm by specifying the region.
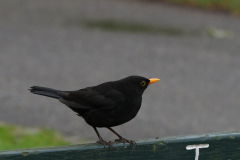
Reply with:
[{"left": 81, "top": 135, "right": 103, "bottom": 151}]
[{"left": 0, "top": 131, "right": 240, "bottom": 160}]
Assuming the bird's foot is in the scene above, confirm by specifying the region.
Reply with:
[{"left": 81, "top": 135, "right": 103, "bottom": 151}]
[
  {"left": 115, "top": 137, "right": 136, "bottom": 146},
  {"left": 97, "top": 138, "right": 114, "bottom": 148}
]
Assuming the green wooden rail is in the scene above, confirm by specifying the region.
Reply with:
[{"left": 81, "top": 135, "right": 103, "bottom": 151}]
[{"left": 0, "top": 131, "right": 240, "bottom": 160}]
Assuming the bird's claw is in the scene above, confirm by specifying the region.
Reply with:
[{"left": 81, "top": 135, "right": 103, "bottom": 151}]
[
  {"left": 115, "top": 137, "right": 136, "bottom": 146},
  {"left": 97, "top": 138, "right": 114, "bottom": 148}
]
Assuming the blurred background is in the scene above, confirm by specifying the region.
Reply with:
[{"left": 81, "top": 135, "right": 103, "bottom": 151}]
[{"left": 0, "top": 0, "right": 240, "bottom": 150}]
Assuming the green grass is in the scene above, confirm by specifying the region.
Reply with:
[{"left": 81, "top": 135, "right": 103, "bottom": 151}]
[
  {"left": 0, "top": 123, "right": 70, "bottom": 150},
  {"left": 163, "top": 0, "right": 240, "bottom": 15},
  {"left": 82, "top": 20, "right": 184, "bottom": 35}
]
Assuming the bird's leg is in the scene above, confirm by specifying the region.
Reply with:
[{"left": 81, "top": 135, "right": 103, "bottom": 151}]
[
  {"left": 93, "top": 127, "right": 113, "bottom": 148},
  {"left": 107, "top": 127, "right": 136, "bottom": 146}
]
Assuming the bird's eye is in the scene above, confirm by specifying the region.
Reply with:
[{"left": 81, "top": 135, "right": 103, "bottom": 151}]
[{"left": 140, "top": 81, "right": 146, "bottom": 86}]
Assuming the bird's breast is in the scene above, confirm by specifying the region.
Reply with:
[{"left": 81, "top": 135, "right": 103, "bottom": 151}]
[{"left": 83, "top": 97, "right": 142, "bottom": 127}]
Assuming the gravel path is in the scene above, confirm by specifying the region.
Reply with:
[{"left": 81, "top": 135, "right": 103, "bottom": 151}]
[{"left": 0, "top": 0, "right": 240, "bottom": 142}]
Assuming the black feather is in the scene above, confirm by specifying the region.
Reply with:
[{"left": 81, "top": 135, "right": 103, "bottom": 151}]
[{"left": 30, "top": 86, "right": 60, "bottom": 99}]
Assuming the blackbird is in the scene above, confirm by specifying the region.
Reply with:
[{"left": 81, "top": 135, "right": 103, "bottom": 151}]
[{"left": 29, "top": 76, "right": 160, "bottom": 148}]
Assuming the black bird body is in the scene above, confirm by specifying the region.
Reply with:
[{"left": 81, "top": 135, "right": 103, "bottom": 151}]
[{"left": 30, "top": 76, "right": 159, "bottom": 147}]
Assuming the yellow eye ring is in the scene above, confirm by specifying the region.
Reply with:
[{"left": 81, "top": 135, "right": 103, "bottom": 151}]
[{"left": 140, "top": 81, "right": 146, "bottom": 86}]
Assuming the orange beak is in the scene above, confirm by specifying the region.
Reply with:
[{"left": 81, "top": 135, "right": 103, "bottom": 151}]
[{"left": 149, "top": 78, "right": 160, "bottom": 85}]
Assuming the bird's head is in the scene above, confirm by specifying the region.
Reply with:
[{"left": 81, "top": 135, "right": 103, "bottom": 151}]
[{"left": 115, "top": 76, "right": 160, "bottom": 96}]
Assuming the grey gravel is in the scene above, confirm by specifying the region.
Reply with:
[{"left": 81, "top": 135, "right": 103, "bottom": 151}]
[{"left": 0, "top": 0, "right": 240, "bottom": 142}]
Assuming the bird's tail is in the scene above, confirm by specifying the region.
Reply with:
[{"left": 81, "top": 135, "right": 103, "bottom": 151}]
[{"left": 29, "top": 86, "right": 61, "bottom": 99}]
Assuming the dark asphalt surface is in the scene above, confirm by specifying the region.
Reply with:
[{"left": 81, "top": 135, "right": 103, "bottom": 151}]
[{"left": 0, "top": 0, "right": 240, "bottom": 142}]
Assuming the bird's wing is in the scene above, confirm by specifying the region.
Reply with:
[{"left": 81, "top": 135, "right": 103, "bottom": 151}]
[{"left": 57, "top": 87, "right": 125, "bottom": 111}]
